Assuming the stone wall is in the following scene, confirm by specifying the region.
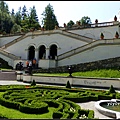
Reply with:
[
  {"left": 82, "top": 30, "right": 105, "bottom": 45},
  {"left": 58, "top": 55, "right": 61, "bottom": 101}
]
[{"left": 33, "top": 56, "right": 120, "bottom": 73}]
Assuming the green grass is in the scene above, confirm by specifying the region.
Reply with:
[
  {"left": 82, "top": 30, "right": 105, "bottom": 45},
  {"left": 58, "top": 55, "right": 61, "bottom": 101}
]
[
  {"left": 33, "top": 69, "right": 120, "bottom": 78},
  {"left": 0, "top": 105, "right": 55, "bottom": 119},
  {"left": 1, "top": 68, "right": 13, "bottom": 71}
]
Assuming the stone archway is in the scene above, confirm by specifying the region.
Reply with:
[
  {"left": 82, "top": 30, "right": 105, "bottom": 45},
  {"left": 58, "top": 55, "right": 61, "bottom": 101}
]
[
  {"left": 49, "top": 44, "right": 57, "bottom": 59},
  {"left": 28, "top": 46, "right": 35, "bottom": 60},
  {"left": 39, "top": 45, "right": 46, "bottom": 59}
]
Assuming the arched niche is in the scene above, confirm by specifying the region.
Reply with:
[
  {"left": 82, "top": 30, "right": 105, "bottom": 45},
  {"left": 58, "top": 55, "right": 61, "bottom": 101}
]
[
  {"left": 49, "top": 44, "right": 57, "bottom": 60},
  {"left": 28, "top": 46, "right": 35, "bottom": 60},
  {"left": 39, "top": 45, "right": 46, "bottom": 59}
]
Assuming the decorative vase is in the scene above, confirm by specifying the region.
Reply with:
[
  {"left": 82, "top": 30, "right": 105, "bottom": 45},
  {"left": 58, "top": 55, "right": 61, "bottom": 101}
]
[
  {"left": 64, "top": 23, "right": 66, "bottom": 27},
  {"left": 78, "top": 21, "right": 80, "bottom": 25},
  {"left": 95, "top": 19, "right": 98, "bottom": 23},
  {"left": 101, "top": 36, "right": 104, "bottom": 39},
  {"left": 115, "top": 35, "right": 119, "bottom": 38},
  {"left": 100, "top": 33, "right": 104, "bottom": 39},
  {"left": 114, "top": 15, "right": 117, "bottom": 21},
  {"left": 115, "top": 31, "right": 119, "bottom": 38}
]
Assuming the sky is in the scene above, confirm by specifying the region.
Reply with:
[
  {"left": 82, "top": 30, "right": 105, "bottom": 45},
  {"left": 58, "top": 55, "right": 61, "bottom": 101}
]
[{"left": 5, "top": 1, "right": 120, "bottom": 27}]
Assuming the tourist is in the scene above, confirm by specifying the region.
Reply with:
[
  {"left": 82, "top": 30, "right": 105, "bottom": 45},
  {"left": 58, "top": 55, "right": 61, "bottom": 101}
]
[
  {"left": 26, "top": 60, "right": 29, "bottom": 68},
  {"left": 32, "top": 58, "right": 36, "bottom": 69},
  {"left": 28, "top": 60, "right": 32, "bottom": 75}
]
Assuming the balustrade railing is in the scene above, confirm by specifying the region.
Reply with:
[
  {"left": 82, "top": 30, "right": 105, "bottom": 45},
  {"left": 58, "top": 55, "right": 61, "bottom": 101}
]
[
  {"left": 57, "top": 39, "right": 120, "bottom": 60},
  {"left": 66, "top": 21, "right": 118, "bottom": 30}
]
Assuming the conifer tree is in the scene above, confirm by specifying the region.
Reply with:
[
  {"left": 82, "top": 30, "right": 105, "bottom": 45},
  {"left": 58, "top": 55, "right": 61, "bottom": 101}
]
[{"left": 41, "top": 3, "right": 59, "bottom": 30}]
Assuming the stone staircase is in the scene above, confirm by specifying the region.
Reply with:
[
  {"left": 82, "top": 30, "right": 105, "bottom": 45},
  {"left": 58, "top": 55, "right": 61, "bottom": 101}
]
[{"left": 0, "top": 70, "right": 17, "bottom": 80}]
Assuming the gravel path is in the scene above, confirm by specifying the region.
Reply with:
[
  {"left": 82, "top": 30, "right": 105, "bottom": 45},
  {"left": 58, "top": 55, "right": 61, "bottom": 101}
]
[{"left": 77, "top": 101, "right": 112, "bottom": 119}]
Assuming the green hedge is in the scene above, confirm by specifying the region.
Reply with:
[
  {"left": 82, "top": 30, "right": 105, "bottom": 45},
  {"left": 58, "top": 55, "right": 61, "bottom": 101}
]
[
  {"left": 0, "top": 95, "right": 19, "bottom": 109},
  {"left": 64, "top": 96, "right": 89, "bottom": 103},
  {"left": 19, "top": 101, "right": 48, "bottom": 114},
  {"left": 0, "top": 85, "right": 120, "bottom": 119},
  {"left": 88, "top": 110, "right": 94, "bottom": 118},
  {"left": 98, "top": 94, "right": 113, "bottom": 100},
  {"left": 52, "top": 111, "right": 63, "bottom": 118}
]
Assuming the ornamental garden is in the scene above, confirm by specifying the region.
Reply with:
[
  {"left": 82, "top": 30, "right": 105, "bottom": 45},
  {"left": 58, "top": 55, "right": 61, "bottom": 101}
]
[{"left": 0, "top": 80, "right": 119, "bottom": 119}]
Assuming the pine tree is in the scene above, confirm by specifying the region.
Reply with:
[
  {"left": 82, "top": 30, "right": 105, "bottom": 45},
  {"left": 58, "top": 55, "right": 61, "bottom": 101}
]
[
  {"left": 30, "top": 6, "right": 39, "bottom": 22},
  {"left": 14, "top": 7, "right": 22, "bottom": 26},
  {"left": 29, "top": 5, "right": 40, "bottom": 30},
  {"left": 0, "top": 1, "right": 9, "bottom": 14},
  {"left": 41, "top": 3, "right": 59, "bottom": 30},
  {"left": 22, "top": 5, "right": 28, "bottom": 20},
  {"left": 11, "top": 9, "right": 14, "bottom": 16},
  {"left": 0, "top": 1, "right": 14, "bottom": 33}
]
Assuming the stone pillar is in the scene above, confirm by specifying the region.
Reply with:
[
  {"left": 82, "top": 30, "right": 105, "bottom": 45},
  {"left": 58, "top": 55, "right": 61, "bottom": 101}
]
[
  {"left": 46, "top": 48, "right": 49, "bottom": 59},
  {"left": 35, "top": 48, "right": 39, "bottom": 61}
]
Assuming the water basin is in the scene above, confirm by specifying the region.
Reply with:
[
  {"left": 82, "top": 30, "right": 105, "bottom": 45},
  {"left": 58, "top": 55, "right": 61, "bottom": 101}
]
[{"left": 95, "top": 99, "right": 120, "bottom": 119}]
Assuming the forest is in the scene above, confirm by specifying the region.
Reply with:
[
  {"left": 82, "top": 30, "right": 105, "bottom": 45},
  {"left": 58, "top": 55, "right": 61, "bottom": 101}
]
[{"left": 0, "top": 1, "right": 91, "bottom": 35}]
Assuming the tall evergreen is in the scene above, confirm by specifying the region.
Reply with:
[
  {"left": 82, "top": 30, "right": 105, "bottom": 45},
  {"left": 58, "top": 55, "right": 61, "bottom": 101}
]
[
  {"left": 22, "top": 5, "right": 28, "bottom": 20},
  {"left": 14, "top": 7, "right": 22, "bottom": 26},
  {"left": 11, "top": 9, "right": 15, "bottom": 16},
  {"left": 0, "top": 1, "right": 14, "bottom": 33},
  {"left": 41, "top": 3, "right": 59, "bottom": 30},
  {"left": 28, "top": 5, "right": 40, "bottom": 30},
  {"left": 0, "top": 1, "right": 9, "bottom": 14},
  {"left": 29, "top": 6, "right": 39, "bottom": 22}
]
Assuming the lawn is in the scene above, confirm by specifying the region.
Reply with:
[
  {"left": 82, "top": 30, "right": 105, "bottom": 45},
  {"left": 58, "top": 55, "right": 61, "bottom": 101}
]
[{"left": 33, "top": 69, "right": 120, "bottom": 78}]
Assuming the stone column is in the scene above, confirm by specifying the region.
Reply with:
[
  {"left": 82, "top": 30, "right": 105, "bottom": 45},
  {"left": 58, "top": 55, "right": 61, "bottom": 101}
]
[
  {"left": 35, "top": 48, "right": 39, "bottom": 61},
  {"left": 46, "top": 48, "right": 49, "bottom": 59}
]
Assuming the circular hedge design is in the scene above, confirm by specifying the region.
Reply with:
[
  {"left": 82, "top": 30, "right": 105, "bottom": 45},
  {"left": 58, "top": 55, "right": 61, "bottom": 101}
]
[
  {"left": 0, "top": 84, "right": 119, "bottom": 119},
  {"left": 0, "top": 88, "right": 84, "bottom": 119}
]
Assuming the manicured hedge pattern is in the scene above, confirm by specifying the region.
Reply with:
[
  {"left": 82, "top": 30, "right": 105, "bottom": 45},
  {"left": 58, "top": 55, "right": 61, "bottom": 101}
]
[{"left": 0, "top": 85, "right": 119, "bottom": 119}]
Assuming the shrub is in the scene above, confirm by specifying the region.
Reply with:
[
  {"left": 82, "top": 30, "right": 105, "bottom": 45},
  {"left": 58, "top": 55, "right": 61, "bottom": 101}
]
[
  {"left": 109, "top": 85, "right": 116, "bottom": 93},
  {"left": 53, "top": 111, "right": 63, "bottom": 118},
  {"left": 31, "top": 80, "right": 36, "bottom": 86},
  {"left": 19, "top": 102, "right": 48, "bottom": 114},
  {"left": 66, "top": 81, "right": 71, "bottom": 89},
  {"left": 88, "top": 110, "right": 94, "bottom": 118}
]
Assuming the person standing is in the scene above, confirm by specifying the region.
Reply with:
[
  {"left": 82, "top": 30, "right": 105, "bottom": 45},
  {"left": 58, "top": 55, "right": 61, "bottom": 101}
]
[
  {"left": 28, "top": 60, "right": 32, "bottom": 75},
  {"left": 32, "top": 58, "right": 36, "bottom": 69},
  {"left": 26, "top": 60, "right": 29, "bottom": 68}
]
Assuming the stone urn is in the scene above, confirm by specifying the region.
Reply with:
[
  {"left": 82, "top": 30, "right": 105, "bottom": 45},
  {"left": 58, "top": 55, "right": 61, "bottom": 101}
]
[
  {"left": 95, "top": 19, "right": 98, "bottom": 23},
  {"left": 115, "top": 31, "right": 119, "bottom": 38},
  {"left": 114, "top": 15, "right": 117, "bottom": 21},
  {"left": 100, "top": 33, "right": 104, "bottom": 39},
  {"left": 64, "top": 23, "right": 66, "bottom": 28}
]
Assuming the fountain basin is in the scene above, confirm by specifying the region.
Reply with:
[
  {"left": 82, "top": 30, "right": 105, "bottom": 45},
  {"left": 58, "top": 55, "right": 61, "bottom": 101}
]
[{"left": 95, "top": 99, "right": 120, "bottom": 119}]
